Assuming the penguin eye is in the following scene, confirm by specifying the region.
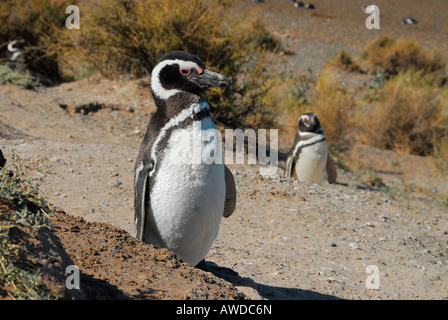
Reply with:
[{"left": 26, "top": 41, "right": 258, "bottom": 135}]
[{"left": 180, "top": 68, "right": 191, "bottom": 76}]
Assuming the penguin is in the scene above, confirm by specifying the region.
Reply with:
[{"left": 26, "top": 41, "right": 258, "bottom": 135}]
[
  {"left": 284, "top": 113, "right": 337, "bottom": 185},
  {"left": 304, "top": 3, "right": 315, "bottom": 9},
  {"left": 401, "top": 18, "right": 418, "bottom": 25},
  {"left": 7, "top": 40, "right": 25, "bottom": 71},
  {"left": 134, "top": 51, "right": 236, "bottom": 266}
]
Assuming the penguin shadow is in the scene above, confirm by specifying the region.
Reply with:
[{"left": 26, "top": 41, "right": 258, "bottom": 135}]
[{"left": 198, "top": 261, "right": 343, "bottom": 300}]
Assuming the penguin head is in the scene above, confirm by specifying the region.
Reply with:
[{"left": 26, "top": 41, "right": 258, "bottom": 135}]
[
  {"left": 298, "top": 113, "right": 322, "bottom": 133},
  {"left": 7, "top": 39, "right": 25, "bottom": 53},
  {"left": 150, "top": 51, "right": 229, "bottom": 101}
]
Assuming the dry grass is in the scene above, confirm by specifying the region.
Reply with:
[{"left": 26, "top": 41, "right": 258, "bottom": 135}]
[
  {"left": 326, "top": 49, "right": 360, "bottom": 73},
  {"left": 358, "top": 70, "right": 448, "bottom": 156},
  {"left": 361, "top": 36, "right": 446, "bottom": 77}
]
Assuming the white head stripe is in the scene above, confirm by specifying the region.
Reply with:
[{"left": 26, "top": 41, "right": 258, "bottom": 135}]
[{"left": 151, "top": 59, "right": 200, "bottom": 100}]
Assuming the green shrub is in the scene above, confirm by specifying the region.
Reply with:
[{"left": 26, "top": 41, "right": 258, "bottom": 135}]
[{"left": 0, "top": 65, "right": 41, "bottom": 89}]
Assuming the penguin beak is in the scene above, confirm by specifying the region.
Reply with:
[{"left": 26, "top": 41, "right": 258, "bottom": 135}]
[{"left": 192, "top": 69, "right": 229, "bottom": 88}]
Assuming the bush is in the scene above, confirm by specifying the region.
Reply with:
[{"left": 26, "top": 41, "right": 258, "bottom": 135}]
[
  {"left": 56, "top": 0, "right": 281, "bottom": 129},
  {"left": 359, "top": 70, "right": 448, "bottom": 156},
  {"left": 0, "top": 65, "right": 41, "bottom": 89},
  {"left": 361, "top": 36, "right": 446, "bottom": 77},
  {"left": 326, "top": 49, "right": 360, "bottom": 73},
  {"left": 1, "top": 0, "right": 281, "bottom": 129}
]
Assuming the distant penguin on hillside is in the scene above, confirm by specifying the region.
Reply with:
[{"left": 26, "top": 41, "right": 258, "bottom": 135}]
[
  {"left": 7, "top": 40, "right": 25, "bottom": 71},
  {"left": 401, "top": 18, "right": 418, "bottom": 25},
  {"left": 284, "top": 113, "right": 337, "bottom": 185},
  {"left": 304, "top": 3, "right": 315, "bottom": 9}
]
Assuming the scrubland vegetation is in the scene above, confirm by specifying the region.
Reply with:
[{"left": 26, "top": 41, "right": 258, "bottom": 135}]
[{"left": 0, "top": 151, "right": 57, "bottom": 299}]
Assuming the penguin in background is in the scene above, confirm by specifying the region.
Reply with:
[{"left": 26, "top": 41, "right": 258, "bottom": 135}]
[
  {"left": 284, "top": 113, "right": 337, "bottom": 185},
  {"left": 134, "top": 51, "right": 236, "bottom": 267},
  {"left": 6, "top": 40, "right": 25, "bottom": 72}
]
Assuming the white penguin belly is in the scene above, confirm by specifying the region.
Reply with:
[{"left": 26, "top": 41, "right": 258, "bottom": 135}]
[
  {"left": 294, "top": 140, "right": 328, "bottom": 185},
  {"left": 147, "top": 117, "right": 225, "bottom": 266}
]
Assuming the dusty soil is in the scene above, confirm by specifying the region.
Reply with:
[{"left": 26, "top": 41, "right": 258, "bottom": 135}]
[{"left": 1, "top": 0, "right": 447, "bottom": 300}]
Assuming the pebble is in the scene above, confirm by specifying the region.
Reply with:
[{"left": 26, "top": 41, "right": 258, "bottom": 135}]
[{"left": 349, "top": 242, "right": 360, "bottom": 250}]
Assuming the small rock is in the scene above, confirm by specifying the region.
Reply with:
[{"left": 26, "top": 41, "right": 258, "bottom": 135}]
[
  {"left": 330, "top": 242, "right": 337, "bottom": 247},
  {"left": 349, "top": 242, "right": 360, "bottom": 250}
]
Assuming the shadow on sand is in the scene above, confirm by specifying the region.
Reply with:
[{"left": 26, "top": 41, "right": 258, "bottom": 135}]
[{"left": 198, "top": 261, "right": 343, "bottom": 300}]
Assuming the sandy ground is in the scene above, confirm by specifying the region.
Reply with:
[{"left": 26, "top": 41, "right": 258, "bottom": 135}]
[
  {"left": 1, "top": 75, "right": 447, "bottom": 299},
  {"left": 1, "top": 0, "right": 447, "bottom": 300}
]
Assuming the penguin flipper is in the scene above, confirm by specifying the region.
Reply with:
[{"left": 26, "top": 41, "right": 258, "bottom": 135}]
[
  {"left": 223, "top": 165, "right": 236, "bottom": 218},
  {"left": 134, "top": 166, "right": 150, "bottom": 241},
  {"left": 326, "top": 154, "right": 337, "bottom": 184},
  {"left": 284, "top": 133, "right": 299, "bottom": 179},
  {"left": 284, "top": 153, "right": 295, "bottom": 179}
]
